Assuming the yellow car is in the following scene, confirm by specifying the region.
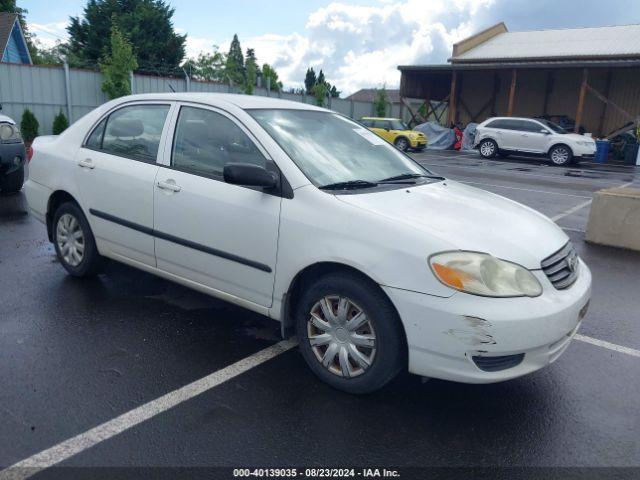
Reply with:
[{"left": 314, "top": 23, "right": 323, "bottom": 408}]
[{"left": 360, "top": 117, "right": 427, "bottom": 152}]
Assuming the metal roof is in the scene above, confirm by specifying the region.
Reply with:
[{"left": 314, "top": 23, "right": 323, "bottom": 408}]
[
  {"left": 398, "top": 59, "right": 640, "bottom": 72},
  {"left": 453, "top": 24, "right": 640, "bottom": 62}
]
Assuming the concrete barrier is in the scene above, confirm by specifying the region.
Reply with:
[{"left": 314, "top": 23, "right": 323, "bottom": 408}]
[{"left": 586, "top": 187, "right": 640, "bottom": 251}]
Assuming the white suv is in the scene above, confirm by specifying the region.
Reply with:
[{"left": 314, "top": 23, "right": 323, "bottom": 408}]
[{"left": 474, "top": 117, "right": 597, "bottom": 166}]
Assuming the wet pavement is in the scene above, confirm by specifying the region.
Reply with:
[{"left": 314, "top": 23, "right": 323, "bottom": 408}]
[{"left": 1, "top": 151, "right": 639, "bottom": 479}]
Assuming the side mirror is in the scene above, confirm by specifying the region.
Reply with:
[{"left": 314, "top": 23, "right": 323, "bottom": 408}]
[
  {"left": 540, "top": 129, "right": 550, "bottom": 134},
  {"left": 223, "top": 163, "right": 278, "bottom": 189}
]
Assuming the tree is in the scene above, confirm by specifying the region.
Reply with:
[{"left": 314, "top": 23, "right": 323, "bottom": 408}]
[
  {"left": 244, "top": 48, "right": 257, "bottom": 95},
  {"left": 52, "top": 110, "right": 69, "bottom": 135},
  {"left": 304, "top": 68, "right": 316, "bottom": 95},
  {"left": 262, "top": 63, "right": 282, "bottom": 92},
  {"left": 374, "top": 85, "right": 388, "bottom": 117},
  {"left": 67, "top": 0, "right": 186, "bottom": 72},
  {"left": 225, "top": 34, "right": 245, "bottom": 86},
  {"left": 184, "top": 46, "right": 227, "bottom": 82},
  {"left": 317, "top": 70, "right": 326, "bottom": 88},
  {"left": 313, "top": 82, "right": 328, "bottom": 107},
  {"left": 329, "top": 85, "right": 340, "bottom": 98},
  {"left": 100, "top": 25, "right": 138, "bottom": 100},
  {"left": 20, "top": 109, "right": 38, "bottom": 144}
]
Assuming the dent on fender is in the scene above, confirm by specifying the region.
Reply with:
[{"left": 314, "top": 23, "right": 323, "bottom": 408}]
[{"left": 445, "top": 316, "right": 496, "bottom": 346}]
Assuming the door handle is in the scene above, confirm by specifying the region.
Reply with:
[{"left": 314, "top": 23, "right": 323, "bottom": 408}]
[
  {"left": 157, "top": 180, "right": 181, "bottom": 193},
  {"left": 78, "top": 158, "right": 95, "bottom": 169}
]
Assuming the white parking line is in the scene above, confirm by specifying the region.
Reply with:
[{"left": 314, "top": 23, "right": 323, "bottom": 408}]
[
  {"left": 550, "top": 181, "right": 635, "bottom": 221},
  {"left": 575, "top": 334, "right": 640, "bottom": 358},
  {"left": 459, "top": 180, "right": 592, "bottom": 198},
  {"left": 0, "top": 340, "right": 297, "bottom": 480}
]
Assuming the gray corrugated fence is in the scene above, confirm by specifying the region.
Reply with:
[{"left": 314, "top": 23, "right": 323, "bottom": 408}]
[{"left": 0, "top": 62, "right": 420, "bottom": 134}]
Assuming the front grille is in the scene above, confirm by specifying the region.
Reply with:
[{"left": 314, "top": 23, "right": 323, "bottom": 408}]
[
  {"left": 541, "top": 242, "right": 579, "bottom": 290},
  {"left": 472, "top": 354, "right": 525, "bottom": 372}
]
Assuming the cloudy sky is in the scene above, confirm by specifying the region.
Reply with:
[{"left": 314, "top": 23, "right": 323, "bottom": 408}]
[{"left": 23, "top": 0, "right": 640, "bottom": 95}]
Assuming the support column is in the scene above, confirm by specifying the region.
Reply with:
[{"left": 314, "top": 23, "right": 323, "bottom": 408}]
[
  {"left": 575, "top": 68, "right": 588, "bottom": 133},
  {"left": 597, "top": 71, "right": 613, "bottom": 137},
  {"left": 63, "top": 61, "right": 73, "bottom": 122},
  {"left": 448, "top": 71, "right": 458, "bottom": 126},
  {"left": 507, "top": 69, "right": 517, "bottom": 116},
  {"left": 542, "top": 70, "right": 554, "bottom": 116}
]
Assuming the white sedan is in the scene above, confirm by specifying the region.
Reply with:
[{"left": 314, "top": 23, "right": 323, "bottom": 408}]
[{"left": 25, "top": 94, "right": 591, "bottom": 393}]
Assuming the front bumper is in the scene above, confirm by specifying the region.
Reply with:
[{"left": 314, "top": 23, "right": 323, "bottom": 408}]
[
  {"left": 410, "top": 137, "right": 427, "bottom": 148},
  {"left": 0, "top": 141, "right": 27, "bottom": 176},
  {"left": 573, "top": 144, "right": 597, "bottom": 158},
  {"left": 384, "top": 259, "right": 592, "bottom": 383}
]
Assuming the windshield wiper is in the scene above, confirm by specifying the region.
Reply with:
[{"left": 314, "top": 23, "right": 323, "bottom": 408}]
[
  {"left": 378, "top": 173, "right": 445, "bottom": 182},
  {"left": 319, "top": 180, "right": 378, "bottom": 190}
]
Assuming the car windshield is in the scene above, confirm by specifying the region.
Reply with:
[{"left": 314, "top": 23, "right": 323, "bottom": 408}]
[
  {"left": 538, "top": 119, "right": 567, "bottom": 134},
  {"left": 389, "top": 119, "right": 408, "bottom": 130},
  {"left": 249, "top": 110, "right": 430, "bottom": 188}
]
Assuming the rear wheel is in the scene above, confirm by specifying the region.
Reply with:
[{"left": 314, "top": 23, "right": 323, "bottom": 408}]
[
  {"left": 52, "top": 202, "right": 103, "bottom": 277},
  {"left": 549, "top": 144, "right": 573, "bottom": 166},
  {"left": 1, "top": 166, "right": 24, "bottom": 193},
  {"left": 479, "top": 139, "right": 498, "bottom": 158},
  {"left": 296, "top": 272, "right": 405, "bottom": 394},
  {"left": 394, "top": 137, "right": 409, "bottom": 152}
]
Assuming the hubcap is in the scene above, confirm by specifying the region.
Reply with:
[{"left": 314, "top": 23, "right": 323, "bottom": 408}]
[
  {"left": 480, "top": 142, "right": 494, "bottom": 156},
  {"left": 397, "top": 139, "right": 408, "bottom": 151},
  {"left": 551, "top": 147, "right": 569, "bottom": 164},
  {"left": 56, "top": 213, "right": 85, "bottom": 267},
  {"left": 307, "top": 296, "right": 376, "bottom": 378}
]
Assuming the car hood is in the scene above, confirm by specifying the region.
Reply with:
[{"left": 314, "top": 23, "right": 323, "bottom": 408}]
[
  {"left": 561, "top": 133, "right": 592, "bottom": 143},
  {"left": 335, "top": 180, "right": 569, "bottom": 270}
]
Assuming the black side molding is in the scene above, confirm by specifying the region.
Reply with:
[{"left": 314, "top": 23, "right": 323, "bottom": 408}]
[{"left": 89, "top": 209, "right": 272, "bottom": 273}]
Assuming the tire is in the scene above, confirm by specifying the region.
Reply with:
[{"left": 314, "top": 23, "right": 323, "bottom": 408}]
[
  {"left": 52, "top": 201, "right": 103, "bottom": 277},
  {"left": 295, "top": 272, "right": 405, "bottom": 394},
  {"left": 394, "top": 137, "right": 409, "bottom": 152},
  {"left": 479, "top": 139, "right": 498, "bottom": 158},
  {"left": 548, "top": 144, "right": 573, "bottom": 166},
  {"left": 1, "top": 166, "right": 24, "bottom": 193}
]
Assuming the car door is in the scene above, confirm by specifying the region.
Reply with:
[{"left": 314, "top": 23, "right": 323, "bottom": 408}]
[
  {"left": 516, "top": 120, "right": 550, "bottom": 153},
  {"left": 153, "top": 104, "right": 281, "bottom": 308},
  {"left": 494, "top": 119, "right": 522, "bottom": 150},
  {"left": 372, "top": 120, "right": 393, "bottom": 143},
  {"left": 75, "top": 102, "right": 173, "bottom": 266}
]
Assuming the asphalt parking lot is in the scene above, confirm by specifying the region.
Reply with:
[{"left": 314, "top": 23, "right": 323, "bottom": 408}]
[{"left": 1, "top": 150, "right": 639, "bottom": 479}]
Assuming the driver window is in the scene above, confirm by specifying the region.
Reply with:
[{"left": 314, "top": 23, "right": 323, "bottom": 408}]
[{"left": 171, "top": 106, "right": 267, "bottom": 178}]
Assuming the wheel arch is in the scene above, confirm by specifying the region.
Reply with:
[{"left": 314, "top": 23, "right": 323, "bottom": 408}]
[
  {"left": 547, "top": 142, "right": 574, "bottom": 156},
  {"left": 46, "top": 190, "right": 80, "bottom": 241},
  {"left": 394, "top": 135, "right": 409, "bottom": 146},
  {"left": 280, "top": 262, "right": 406, "bottom": 346}
]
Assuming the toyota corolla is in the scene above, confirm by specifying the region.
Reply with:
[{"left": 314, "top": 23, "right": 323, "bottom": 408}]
[{"left": 25, "top": 94, "right": 591, "bottom": 393}]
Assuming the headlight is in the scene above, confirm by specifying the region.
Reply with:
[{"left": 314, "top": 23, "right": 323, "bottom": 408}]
[
  {"left": 429, "top": 251, "right": 542, "bottom": 297},
  {"left": 0, "top": 123, "right": 21, "bottom": 142}
]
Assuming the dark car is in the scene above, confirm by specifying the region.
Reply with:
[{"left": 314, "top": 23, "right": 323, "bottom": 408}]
[{"left": 0, "top": 112, "right": 27, "bottom": 194}]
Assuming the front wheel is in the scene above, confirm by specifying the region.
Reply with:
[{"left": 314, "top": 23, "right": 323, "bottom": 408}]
[
  {"left": 296, "top": 272, "right": 405, "bottom": 394},
  {"left": 1, "top": 166, "right": 24, "bottom": 193},
  {"left": 52, "top": 202, "right": 104, "bottom": 277},
  {"left": 479, "top": 139, "right": 498, "bottom": 158},
  {"left": 549, "top": 145, "right": 573, "bottom": 166},
  {"left": 394, "top": 137, "right": 409, "bottom": 152}
]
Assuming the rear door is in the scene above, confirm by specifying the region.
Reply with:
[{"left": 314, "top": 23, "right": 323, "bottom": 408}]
[
  {"left": 493, "top": 119, "right": 521, "bottom": 150},
  {"left": 153, "top": 104, "right": 282, "bottom": 308},
  {"left": 75, "top": 102, "right": 173, "bottom": 266}
]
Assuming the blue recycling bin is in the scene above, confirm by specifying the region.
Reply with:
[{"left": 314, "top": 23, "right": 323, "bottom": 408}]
[{"left": 595, "top": 140, "right": 610, "bottom": 163}]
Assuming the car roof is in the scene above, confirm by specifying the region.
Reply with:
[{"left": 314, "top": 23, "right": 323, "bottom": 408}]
[
  {"left": 485, "top": 117, "right": 543, "bottom": 122},
  {"left": 113, "top": 92, "right": 329, "bottom": 112}
]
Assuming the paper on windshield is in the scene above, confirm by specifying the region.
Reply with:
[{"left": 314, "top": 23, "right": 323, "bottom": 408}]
[{"left": 353, "top": 128, "right": 386, "bottom": 146}]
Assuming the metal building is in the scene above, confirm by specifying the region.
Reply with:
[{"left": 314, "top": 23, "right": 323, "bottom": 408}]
[{"left": 398, "top": 23, "right": 640, "bottom": 138}]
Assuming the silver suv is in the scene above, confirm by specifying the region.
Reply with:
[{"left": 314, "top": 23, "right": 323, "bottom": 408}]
[{"left": 474, "top": 117, "right": 597, "bottom": 166}]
